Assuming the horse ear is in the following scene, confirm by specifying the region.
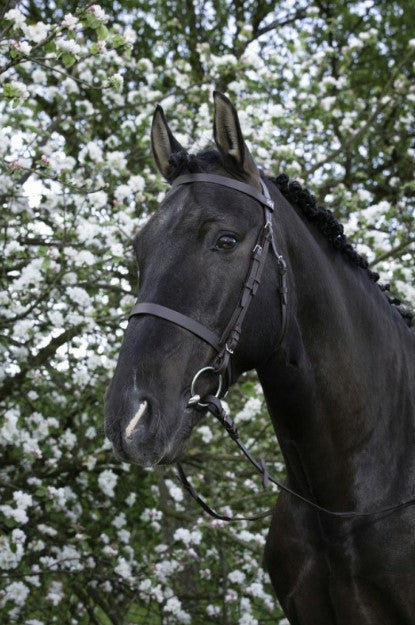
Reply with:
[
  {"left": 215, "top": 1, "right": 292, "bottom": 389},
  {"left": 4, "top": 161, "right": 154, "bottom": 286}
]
[
  {"left": 213, "top": 91, "right": 260, "bottom": 187},
  {"left": 151, "top": 105, "right": 184, "bottom": 180}
]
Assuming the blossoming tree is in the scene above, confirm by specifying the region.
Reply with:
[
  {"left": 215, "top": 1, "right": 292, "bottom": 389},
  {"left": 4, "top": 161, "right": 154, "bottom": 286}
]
[{"left": 1, "top": 0, "right": 413, "bottom": 623}]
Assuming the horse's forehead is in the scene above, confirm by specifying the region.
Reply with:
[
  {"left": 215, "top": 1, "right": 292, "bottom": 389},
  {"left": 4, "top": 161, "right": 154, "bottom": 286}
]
[
  {"left": 150, "top": 185, "right": 224, "bottom": 231},
  {"left": 155, "top": 183, "right": 257, "bottom": 229}
]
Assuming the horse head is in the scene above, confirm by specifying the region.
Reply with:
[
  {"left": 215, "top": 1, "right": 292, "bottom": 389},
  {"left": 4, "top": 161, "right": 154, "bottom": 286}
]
[{"left": 104, "top": 92, "right": 285, "bottom": 466}]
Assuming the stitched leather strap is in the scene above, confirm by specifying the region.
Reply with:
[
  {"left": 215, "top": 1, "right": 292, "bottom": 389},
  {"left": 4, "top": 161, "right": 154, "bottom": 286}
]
[
  {"left": 129, "top": 303, "right": 221, "bottom": 351},
  {"left": 171, "top": 173, "right": 275, "bottom": 209}
]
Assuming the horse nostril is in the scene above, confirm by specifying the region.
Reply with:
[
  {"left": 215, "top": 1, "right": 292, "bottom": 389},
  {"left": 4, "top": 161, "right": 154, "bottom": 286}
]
[{"left": 125, "top": 400, "right": 148, "bottom": 440}]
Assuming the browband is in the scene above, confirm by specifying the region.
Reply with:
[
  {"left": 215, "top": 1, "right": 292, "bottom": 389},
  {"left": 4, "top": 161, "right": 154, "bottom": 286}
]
[{"left": 171, "top": 173, "right": 274, "bottom": 210}]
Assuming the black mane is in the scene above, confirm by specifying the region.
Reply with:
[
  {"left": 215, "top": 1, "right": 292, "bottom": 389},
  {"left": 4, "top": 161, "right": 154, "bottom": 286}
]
[
  {"left": 271, "top": 174, "right": 413, "bottom": 328},
  {"left": 167, "top": 149, "right": 413, "bottom": 327}
]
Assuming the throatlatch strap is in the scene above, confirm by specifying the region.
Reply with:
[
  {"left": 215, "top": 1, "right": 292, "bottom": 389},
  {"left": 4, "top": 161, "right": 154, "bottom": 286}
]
[{"left": 129, "top": 303, "right": 221, "bottom": 351}]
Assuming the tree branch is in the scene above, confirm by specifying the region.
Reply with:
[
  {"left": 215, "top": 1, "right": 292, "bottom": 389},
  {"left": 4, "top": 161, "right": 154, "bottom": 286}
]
[
  {"left": 373, "top": 237, "right": 415, "bottom": 265},
  {"left": 0, "top": 324, "right": 83, "bottom": 401}
]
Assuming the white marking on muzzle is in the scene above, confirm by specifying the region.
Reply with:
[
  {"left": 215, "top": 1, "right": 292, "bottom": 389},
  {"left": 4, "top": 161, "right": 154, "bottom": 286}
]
[{"left": 125, "top": 401, "right": 147, "bottom": 439}]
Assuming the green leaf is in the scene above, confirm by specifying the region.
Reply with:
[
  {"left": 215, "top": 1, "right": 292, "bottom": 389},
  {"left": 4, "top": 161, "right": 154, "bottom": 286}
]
[
  {"left": 4, "top": 517, "right": 15, "bottom": 528},
  {"left": 3, "top": 83, "right": 23, "bottom": 99},
  {"left": 84, "top": 13, "right": 100, "bottom": 29},
  {"left": 96, "top": 24, "right": 109, "bottom": 41},
  {"left": 44, "top": 41, "right": 56, "bottom": 54},
  {"left": 109, "top": 74, "right": 123, "bottom": 92},
  {"left": 62, "top": 52, "right": 76, "bottom": 67},
  {"left": 35, "top": 486, "right": 47, "bottom": 497},
  {"left": 111, "top": 34, "right": 125, "bottom": 48}
]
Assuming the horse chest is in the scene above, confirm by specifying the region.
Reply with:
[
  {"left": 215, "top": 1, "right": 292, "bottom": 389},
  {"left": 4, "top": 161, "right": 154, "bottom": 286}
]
[{"left": 265, "top": 496, "right": 415, "bottom": 624}]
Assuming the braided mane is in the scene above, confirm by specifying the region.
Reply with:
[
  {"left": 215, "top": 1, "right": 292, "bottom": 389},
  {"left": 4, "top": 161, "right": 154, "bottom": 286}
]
[
  {"left": 270, "top": 174, "right": 413, "bottom": 328},
  {"left": 167, "top": 149, "right": 413, "bottom": 328}
]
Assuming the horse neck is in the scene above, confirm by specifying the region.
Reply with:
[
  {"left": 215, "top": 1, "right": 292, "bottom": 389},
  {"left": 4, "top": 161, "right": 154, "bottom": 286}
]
[{"left": 257, "top": 187, "right": 415, "bottom": 512}]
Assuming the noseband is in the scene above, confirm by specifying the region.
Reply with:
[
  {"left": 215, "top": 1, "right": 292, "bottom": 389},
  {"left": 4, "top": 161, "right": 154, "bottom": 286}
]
[{"left": 129, "top": 173, "right": 288, "bottom": 403}]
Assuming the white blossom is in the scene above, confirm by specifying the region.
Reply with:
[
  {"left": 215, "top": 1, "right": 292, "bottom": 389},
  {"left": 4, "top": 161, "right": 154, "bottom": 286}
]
[
  {"left": 228, "top": 569, "right": 246, "bottom": 584},
  {"left": 197, "top": 425, "right": 213, "bottom": 443},
  {"left": 85, "top": 426, "right": 96, "bottom": 439},
  {"left": 62, "top": 77, "right": 79, "bottom": 94},
  {"left": 110, "top": 73, "right": 124, "bottom": 91},
  {"left": 0, "top": 505, "right": 29, "bottom": 524},
  {"left": 89, "top": 191, "right": 107, "bottom": 209},
  {"left": 74, "top": 250, "right": 96, "bottom": 266},
  {"left": 2, "top": 581, "right": 29, "bottom": 606},
  {"left": 225, "top": 589, "right": 238, "bottom": 602},
  {"left": 163, "top": 595, "right": 191, "bottom": 621},
  {"left": 86, "top": 141, "right": 103, "bottom": 162},
  {"left": 239, "top": 613, "right": 258, "bottom": 625},
  {"left": 46, "top": 581, "right": 63, "bottom": 605},
  {"left": 4, "top": 9, "right": 26, "bottom": 27},
  {"left": 236, "top": 397, "right": 262, "bottom": 423},
  {"left": 13, "top": 491, "right": 33, "bottom": 510},
  {"left": 22, "top": 22, "right": 50, "bottom": 43},
  {"left": 128, "top": 174, "right": 145, "bottom": 192},
  {"left": 11, "top": 40, "right": 32, "bottom": 55},
  {"left": 61, "top": 429, "right": 77, "bottom": 449},
  {"left": 114, "top": 184, "right": 131, "bottom": 201},
  {"left": 0, "top": 131, "right": 10, "bottom": 156},
  {"left": 357, "top": 189, "right": 371, "bottom": 202},
  {"left": 98, "top": 469, "right": 118, "bottom": 497},
  {"left": 106, "top": 150, "right": 127, "bottom": 169},
  {"left": 89, "top": 5, "right": 109, "bottom": 22},
  {"left": 153, "top": 558, "right": 180, "bottom": 582},
  {"left": 112, "top": 512, "right": 126, "bottom": 528},
  {"left": 47, "top": 486, "right": 68, "bottom": 507},
  {"left": 117, "top": 529, "right": 130, "bottom": 543},
  {"left": 0, "top": 410, "right": 19, "bottom": 443},
  {"left": 37, "top": 524, "right": 58, "bottom": 537},
  {"left": 67, "top": 286, "right": 92, "bottom": 308},
  {"left": 48, "top": 310, "right": 64, "bottom": 327},
  {"left": 8, "top": 80, "right": 29, "bottom": 99},
  {"left": 32, "top": 69, "right": 47, "bottom": 84},
  {"left": 58, "top": 545, "right": 82, "bottom": 571},
  {"left": 0, "top": 532, "right": 25, "bottom": 570},
  {"left": 207, "top": 604, "right": 221, "bottom": 617},
  {"left": 114, "top": 557, "right": 132, "bottom": 579},
  {"left": 62, "top": 13, "right": 78, "bottom": 30},
  {"left": 173, "top": 527, "right": 202, "bottom": 545}
]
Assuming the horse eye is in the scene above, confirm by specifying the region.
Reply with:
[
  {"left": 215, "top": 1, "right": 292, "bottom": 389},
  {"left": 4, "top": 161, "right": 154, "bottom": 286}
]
[{"left": 215, "top": 234, "right": 238, "bottom": 251}]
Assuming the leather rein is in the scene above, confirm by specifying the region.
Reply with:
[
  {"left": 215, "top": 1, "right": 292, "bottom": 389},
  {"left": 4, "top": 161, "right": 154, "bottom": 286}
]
[{"left": 129, "top": 173, "right": 415, "bottom": 522}]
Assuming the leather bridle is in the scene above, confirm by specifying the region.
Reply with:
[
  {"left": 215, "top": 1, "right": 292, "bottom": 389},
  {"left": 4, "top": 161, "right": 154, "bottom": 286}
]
[
  {"left": 128, "top": 173, "right": 415, "bottom": 522},
  {"left": 129, "top": 173, "right": 288, "bottom": 402}
]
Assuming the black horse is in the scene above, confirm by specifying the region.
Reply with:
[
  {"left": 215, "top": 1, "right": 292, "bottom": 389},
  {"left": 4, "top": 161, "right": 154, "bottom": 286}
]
[{"left": 105, "top": 92, "right": 415, "bottom": 624}]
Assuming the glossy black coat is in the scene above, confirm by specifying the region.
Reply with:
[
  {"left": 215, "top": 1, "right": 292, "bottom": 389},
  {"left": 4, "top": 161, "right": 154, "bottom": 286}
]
[{"left": 105, "top": 95, "right": 415, "bottom": 624}]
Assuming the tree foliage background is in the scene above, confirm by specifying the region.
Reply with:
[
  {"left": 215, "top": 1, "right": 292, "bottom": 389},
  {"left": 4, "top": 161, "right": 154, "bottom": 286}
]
[{"left": 0, "top": 0, "right": 414, "bottom": 623}]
